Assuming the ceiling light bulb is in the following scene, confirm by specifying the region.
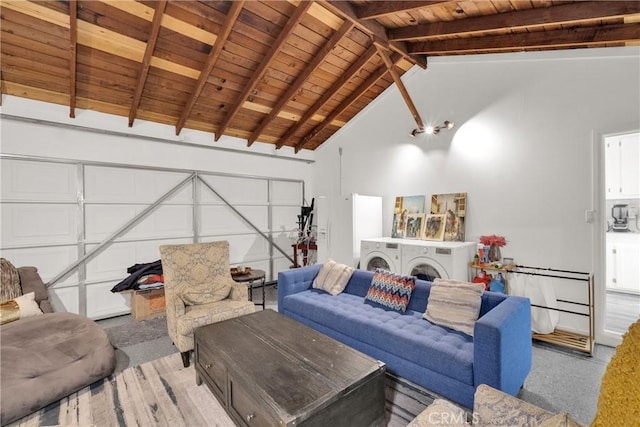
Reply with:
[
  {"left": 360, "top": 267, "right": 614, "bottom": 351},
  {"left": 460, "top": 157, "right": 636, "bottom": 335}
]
[
  {"left": 425, "top": 125, "right": 435, "bottom": 134},
  {"left": 445, "top": 120, "right": 454, "bottom": 129},
  {"left": 410, "top": 128, "right": 425, "bottom": 138}
]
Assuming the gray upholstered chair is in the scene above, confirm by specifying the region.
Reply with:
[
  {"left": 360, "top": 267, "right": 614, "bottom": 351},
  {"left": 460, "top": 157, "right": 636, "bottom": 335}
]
[{"left": 159, "top": 241, "right": 255, "bottom": 367}]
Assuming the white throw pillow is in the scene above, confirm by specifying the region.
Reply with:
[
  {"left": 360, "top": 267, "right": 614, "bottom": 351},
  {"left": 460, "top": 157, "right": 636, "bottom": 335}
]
[
  {"left": 423, "top": 278, "right": 484, "bottom": 337},
  {"left": 312, "top": 260, "right": 354, "bottom": 296},
  {"left": 0, "top": 292, "right": 44, "bottom": 325}
]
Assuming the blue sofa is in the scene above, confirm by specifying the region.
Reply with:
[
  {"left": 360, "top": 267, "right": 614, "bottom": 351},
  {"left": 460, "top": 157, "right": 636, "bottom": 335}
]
[{"left": 278, "top": 264, "right": 532, "bottom": 409}]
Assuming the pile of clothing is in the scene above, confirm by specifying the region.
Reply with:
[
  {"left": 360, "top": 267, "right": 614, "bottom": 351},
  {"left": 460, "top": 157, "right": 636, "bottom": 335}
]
[{"left": 110, "top": 260, "right": 164, "bottom": 293}]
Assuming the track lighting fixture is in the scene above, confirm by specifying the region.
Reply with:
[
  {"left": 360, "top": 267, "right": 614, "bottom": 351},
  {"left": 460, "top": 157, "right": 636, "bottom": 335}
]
[{"left": 410, "top": 120, "right": 454, "bottom": 137}]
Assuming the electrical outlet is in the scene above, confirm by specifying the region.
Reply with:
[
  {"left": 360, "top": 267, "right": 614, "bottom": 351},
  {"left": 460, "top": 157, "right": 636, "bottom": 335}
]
[{"left": 629, "top": 205, "right": 637, "bottom": 219}]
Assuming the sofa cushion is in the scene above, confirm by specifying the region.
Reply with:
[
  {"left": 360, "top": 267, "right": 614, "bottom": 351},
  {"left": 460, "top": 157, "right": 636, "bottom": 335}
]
[
  {"left": 0, "top": 292, "right": 43, "bottom": 325},
  {"left": 424, "top": 279, "right": 484, "bottom": 337},
  {"left": 283, "top": 290, "right": 475, "bottom": 385},
  {"left": 364, "top": 269, "right": 416, "bottom": 313},
  {"left": 312, "top": 259, "right": 353, "bottom": 295},
  {"left": 0, "top": 313, "right": 115, "bottom": 425}
]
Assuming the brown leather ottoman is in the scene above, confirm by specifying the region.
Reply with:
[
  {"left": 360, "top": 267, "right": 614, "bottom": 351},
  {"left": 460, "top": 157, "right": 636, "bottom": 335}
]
[{"left": 0, "top": 312, "right": 116, "bottom": 425}]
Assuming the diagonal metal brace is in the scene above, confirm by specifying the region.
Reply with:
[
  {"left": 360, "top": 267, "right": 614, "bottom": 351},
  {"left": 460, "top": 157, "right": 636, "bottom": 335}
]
[{"left": 197, "top": 176, "right": 295, "bottom": 265}]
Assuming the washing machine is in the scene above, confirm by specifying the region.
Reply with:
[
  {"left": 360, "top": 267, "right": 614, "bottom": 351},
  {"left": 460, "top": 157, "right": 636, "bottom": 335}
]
[
  {"left": 401, "top": 240, "right": 476, "bottom": 281},
  {"left": 360, "top": 237, "right": 403, "bottom": 273}
]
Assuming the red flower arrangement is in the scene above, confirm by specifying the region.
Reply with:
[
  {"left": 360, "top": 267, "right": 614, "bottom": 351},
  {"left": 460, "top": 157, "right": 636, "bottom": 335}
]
[{"left": 479, "top": 234, "right": 506, "bottom": 247}]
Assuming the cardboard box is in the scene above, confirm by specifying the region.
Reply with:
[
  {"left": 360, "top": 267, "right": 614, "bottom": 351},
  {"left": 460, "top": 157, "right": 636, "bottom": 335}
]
[{"left": 129, "top": 287, "right": 165, "bottom": 321}]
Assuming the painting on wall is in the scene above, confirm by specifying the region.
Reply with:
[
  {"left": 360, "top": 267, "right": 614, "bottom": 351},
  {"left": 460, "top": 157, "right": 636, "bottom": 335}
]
[
  {"left": 405, "top": 214, "right": 425, "bottom": 239},
  {"left": 392, "top": 195, "right": 426, "bottom": 238},
  {"left": 423, "top": 214, "right": 446, "bottom": 241},
  {"left": 430, "top": 193, "right": 467, "bottom": 241}
]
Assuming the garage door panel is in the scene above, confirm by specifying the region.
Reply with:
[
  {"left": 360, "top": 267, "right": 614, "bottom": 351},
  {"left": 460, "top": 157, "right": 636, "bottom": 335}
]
[
  {"left": 85, "top": 204, "right": 193, "bottom": 241},
  {"left": 84, "top": 167, "right": 192, "bottom": 203},
  {"left": 1, "top": 160, "right": 77, "bottom": 202},
  {"left": 1, "top": 203, "right": 78, "bottom": 246},
  {"left": 199, "top": 176, "right": 268, "bottom": 205},
  {"left": 199, "top": 205, "right": 268, "bottom": 235}
]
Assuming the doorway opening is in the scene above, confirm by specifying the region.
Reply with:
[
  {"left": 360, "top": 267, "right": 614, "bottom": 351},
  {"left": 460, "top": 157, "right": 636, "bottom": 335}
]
[{"left": 602, "top": 131, "right": 640, "bottom": 340}]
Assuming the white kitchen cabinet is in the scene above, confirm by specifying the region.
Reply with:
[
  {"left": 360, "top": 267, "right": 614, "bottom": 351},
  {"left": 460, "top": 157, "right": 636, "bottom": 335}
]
[
  {"left": 606, "top": 133, "right": 640, "bottom": 199},
  {"left": 606, "top": 232, "right": 640, "bottom": 293}
]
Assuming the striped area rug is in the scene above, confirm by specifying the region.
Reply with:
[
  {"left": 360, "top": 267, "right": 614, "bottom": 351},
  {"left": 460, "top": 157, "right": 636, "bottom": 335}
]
[{"left": 10, "top": 353, "right": 434, "bottom": 427}]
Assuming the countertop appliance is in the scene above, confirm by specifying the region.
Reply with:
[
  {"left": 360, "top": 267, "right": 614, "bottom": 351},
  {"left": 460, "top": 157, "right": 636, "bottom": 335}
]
[{"left": 612, "top": 204, "right": 629, "bottom": 231}]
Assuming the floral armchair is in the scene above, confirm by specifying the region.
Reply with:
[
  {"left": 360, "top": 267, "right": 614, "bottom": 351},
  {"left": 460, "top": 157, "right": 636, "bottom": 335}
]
[{"left": 159, "top": 241, "right": 255, "bottom": 367}]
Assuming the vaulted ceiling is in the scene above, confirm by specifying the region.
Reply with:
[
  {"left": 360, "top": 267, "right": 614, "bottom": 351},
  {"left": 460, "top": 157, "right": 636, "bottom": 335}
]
[{"left": 2, "top": 1, "right": 639, "bottom": 152}]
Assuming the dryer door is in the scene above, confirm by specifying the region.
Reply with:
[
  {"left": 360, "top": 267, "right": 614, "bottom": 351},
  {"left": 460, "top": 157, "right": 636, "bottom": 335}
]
[
  {"left": 409, "top": 259, "right": 449, "bottom": 281},
  {"left": 364, "top": 253, "right": 392, "bottom": 272}
]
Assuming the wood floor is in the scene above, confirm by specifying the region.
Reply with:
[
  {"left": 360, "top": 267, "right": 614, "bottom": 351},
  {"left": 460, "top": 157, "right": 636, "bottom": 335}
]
[{"left": 605, "top": 290, "right": 640, "bottom": 334}]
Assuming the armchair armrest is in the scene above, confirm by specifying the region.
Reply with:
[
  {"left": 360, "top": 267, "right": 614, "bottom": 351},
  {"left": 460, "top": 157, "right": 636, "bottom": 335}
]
[
  {"left": 165, "top": 293, "right": 186, "bottom": 342},
  {"left": 473, "top": 295, "right": 532, "bottom": 396},
  {"left": 229, "top": 281, "right": 249, "bottom": 301},
  {"left": 277, "top": 264, "right": 322, "bottom": 312}
]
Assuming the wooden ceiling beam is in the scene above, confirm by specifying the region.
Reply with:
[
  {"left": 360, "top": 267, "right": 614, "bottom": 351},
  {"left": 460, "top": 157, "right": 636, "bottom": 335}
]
[
  {"left": 275, "top": 43, "right": 378, "bottom": 149},
  {"left": 319, "top": 0, "right": 427, "bottom": 69},
  {"left": 128, "top": 0, "right": 167, "bottom": 127},
  {"left": 391, "top": 1, "right": 640, "bottom": 41},
  {"left": 69, "top": 0, "right": 77, "bottom": 118},
  {"left": 356, "top": 1, "right": 450, "bottom": 21},
  {"left": 375, "top": 46, "right": 424, "bottom": 131},
  {"left": 294, "top": 52, "right": 401, "bottom": 153},
  {"left": 409, "top": 23, "right": 640, "bottom": 55},
  {"left": 175, "top": 1, "right": 244, "bottom": 136},
  {"left": 214, "top": 1, "right": 313, "bottom": 142},
  {"left": 247, "top": 21, "right": 354, "bottom": 146}
]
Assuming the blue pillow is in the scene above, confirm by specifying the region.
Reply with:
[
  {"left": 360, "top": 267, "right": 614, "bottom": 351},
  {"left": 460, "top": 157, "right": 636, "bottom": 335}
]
[{"left": 364, "top": 269, "right": 416, "bottom": 313}]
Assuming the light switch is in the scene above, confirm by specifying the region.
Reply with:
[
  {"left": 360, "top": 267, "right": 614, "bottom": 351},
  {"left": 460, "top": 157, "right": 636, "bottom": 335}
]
[{"left": 585, "top": 210, "right": 595, "bottom": 223}]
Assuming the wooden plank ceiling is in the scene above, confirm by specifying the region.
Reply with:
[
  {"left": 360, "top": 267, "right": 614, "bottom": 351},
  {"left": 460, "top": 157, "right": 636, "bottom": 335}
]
[{"left": 2, "top": 1, "right": 639, "bottom": 153}]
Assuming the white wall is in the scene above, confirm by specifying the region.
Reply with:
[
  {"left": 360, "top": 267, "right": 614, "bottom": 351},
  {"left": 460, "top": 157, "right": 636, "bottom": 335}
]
[
  {"left": 314, "top": 47, "right": 639, "bottom": 270},
  {"left": 312, "top": 46, "right": 640, "bottom": 335}
]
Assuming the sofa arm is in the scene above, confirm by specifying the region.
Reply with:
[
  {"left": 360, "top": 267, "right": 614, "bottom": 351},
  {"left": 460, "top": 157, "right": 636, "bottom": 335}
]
[
  {"left": 277, "top": 264, "right": 323, "bottom": 312},
  {"left": 473, "top": 295, "right": 532, "bottom": 396},
  {"left": 17, "top": 266, "right": 53, "bottom": 313}
]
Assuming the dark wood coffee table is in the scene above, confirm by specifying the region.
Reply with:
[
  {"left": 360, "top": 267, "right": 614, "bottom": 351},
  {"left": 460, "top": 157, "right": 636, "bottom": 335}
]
[{"left": 194, "top": 310, "right": 386, "bottom": 427}]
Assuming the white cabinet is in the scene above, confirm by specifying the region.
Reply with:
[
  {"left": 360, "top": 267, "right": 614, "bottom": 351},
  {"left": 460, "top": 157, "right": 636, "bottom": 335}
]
[
  {"left": 606, "top": 232, "right": 640, "bottom": 293},
  {"left": 606, "top": 133, "right": 640, "bottom": 199}
]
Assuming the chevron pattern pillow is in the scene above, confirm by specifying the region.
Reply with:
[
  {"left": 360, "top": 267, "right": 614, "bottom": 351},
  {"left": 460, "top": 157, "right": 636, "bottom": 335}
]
[{"left": 365, "top": 269, "right": 416, "bottom": 313}]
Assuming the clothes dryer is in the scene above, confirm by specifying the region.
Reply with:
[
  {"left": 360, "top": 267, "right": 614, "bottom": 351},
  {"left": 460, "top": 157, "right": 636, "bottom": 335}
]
[
  {"left": 401, "top": 240, "right": 475, "bottom": 281},
  {"left": 360, "top": 237, "right": 402, "bottom": 273}
]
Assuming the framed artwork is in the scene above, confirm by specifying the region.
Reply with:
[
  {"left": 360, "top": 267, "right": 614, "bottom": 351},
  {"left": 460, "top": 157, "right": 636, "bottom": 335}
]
[
  {"left": 423, "top": 214, "right": 446, "bottom": 241},
  {"left": 392, "top": 195, "right": 426, "bottom": 237},
  {"left": 405, "top": 214, "right": 425, "bottom": 239},
  {"left": 391, "top": 212, "right": 405, "bottom": 238},
  {"left": 430, "top": 192, "right": 467, "bottom": 241}
]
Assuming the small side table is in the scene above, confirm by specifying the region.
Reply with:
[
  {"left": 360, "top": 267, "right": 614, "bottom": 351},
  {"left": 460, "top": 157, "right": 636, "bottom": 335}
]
[{"left": 231, "top": 269, "right": 266, "bottom": 309}]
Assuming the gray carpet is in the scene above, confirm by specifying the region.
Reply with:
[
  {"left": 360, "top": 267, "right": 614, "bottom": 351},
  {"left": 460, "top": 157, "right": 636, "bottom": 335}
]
[{"left": 104, "top": 315, "right": 169, "bottom": 348}]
